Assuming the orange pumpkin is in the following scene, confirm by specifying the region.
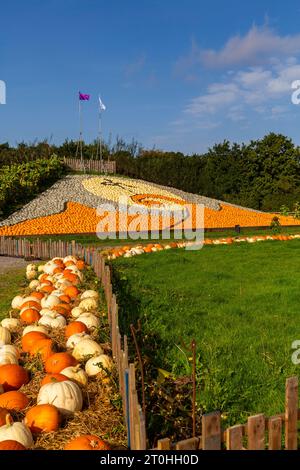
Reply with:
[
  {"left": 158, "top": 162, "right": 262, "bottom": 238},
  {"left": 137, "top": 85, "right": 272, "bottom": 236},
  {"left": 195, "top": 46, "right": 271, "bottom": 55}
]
[
  {"left": 45, "top": 352, "right": 78, "bottom": 374},
  {"left": 76, "top": 260, "right": 85, "bottom": 270},
  {"left": 64, "top": 435, "right": 111, "bottom": 450},
  {"left": 65, "top": 260, "right": 75, "bottom": 267},
  {"left": 41, "top": 373, "right": 68, "bottom": 386},
  {"left": 53, "top": 267, "right": 64, "bottom": 274},
  {"left": 30, "top": 292, "right": 44, "bottom": 300},
  {"left": 20, "top": 300, "right": 41, "bottom": 311},
  {"left": 40, "top": 274, "right": 49, "bottom": 282},
  {"left": 20, "top": 308, "right": 41, "bottom": 324},
  {"left": 25, "top": 404, "right": 60, "bottom": 433},
  {"left": 0, "top": 440, "right": 26, "bottom": 450},
  {"left": 64, "top": 286, "right": 79, "bottom": 299},
  {"left": 59, "top": 295, "right": 71, "bottom": 304},
  {"left": 0, "top": 365, "right": 29, "bottom": 391},
  {"left": 65, "top": 321, "right": 88, "bottom": 339},
  {"left": 0, "top": 391, "right": 29, "bottom": 410},
  {"left": 22, "top": 332, "right": 49, "bottom": 353},
  {"left": 30, "top": 338, "right": 55, "bottom": 362},
  {"left": 63, "top": 271, "right": 79, "bottom": 284},
  {"left": 40, "top": 285, "right": 55, "bottom": 294},
  {"left": 52, "top": 305, "right": 70, "bottom": 317},
  {"left": 0, "top": 407, "right": 11, "bottom": 426}
]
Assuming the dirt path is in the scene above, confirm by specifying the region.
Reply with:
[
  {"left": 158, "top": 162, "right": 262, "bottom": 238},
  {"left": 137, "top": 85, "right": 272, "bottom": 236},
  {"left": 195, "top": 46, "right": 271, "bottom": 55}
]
[{"left": 0, "top": 256, "right": 29, "bottom": 274}]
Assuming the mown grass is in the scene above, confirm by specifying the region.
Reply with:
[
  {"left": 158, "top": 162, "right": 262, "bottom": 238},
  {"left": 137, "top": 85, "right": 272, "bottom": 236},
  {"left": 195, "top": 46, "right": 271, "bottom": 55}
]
[
  {"left": 111, "top": 239, "right": 300, "bottom": 424},
  {"left": 11, "top": 225, "right": 300, "bottom": 249},
  {"left": 0, "top": 268, "right": 27, "bottom": 320}
]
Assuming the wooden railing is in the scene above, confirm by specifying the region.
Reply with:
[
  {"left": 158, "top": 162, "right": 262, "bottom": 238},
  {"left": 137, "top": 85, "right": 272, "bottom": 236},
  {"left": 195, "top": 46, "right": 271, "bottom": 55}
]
[{"left": 63, "top": 157, "right": 116, "bottom": 174}]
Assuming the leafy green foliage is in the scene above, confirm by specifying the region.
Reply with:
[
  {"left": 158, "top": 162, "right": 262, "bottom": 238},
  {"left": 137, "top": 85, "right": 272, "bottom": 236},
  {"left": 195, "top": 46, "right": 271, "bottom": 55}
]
[{"left": 0, "top": 155, "right": 65, "bottom": 217}]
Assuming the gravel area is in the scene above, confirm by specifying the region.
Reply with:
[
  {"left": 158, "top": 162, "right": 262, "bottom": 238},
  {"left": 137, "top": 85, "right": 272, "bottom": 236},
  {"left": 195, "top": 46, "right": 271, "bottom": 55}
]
[
  {"left": 0, "top": 174, "right": 266, "bottom": 228},
  {"left": 0, "top": 256, "right": 29, "bottom": 274}
]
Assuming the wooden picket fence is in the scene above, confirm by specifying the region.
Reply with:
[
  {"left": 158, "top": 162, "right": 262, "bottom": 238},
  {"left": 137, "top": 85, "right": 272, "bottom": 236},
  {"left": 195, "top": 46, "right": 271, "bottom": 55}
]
[
  {"left": 1, "top": 236, "right": 300, "bottom": 450},
  {"left": 155, "top": 376, "right": 299, "bottom": 450},
  {"left": 63, "top": 157, "right": 116, "bottom": 174}
]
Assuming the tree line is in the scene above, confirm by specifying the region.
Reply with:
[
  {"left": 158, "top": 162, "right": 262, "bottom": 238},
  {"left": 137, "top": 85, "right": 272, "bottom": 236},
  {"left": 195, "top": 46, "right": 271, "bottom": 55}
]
[{"left": 1, "top": 133, "right": 300, "bottom": 211}]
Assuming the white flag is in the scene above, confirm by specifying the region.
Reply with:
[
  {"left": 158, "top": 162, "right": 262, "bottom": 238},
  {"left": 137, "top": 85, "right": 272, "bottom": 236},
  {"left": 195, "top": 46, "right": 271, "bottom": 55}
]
[{"left": 99, "top": 96, "right": 106, "bottom": 111}]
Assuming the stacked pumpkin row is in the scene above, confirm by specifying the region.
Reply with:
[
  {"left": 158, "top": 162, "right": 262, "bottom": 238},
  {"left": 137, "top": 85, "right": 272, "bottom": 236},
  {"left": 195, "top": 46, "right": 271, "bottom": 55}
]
[
  {"left": 0, "top": 255, "right": 115, "bottom": 450},
  {"left": 105, "top": 234, "right": 300, "bottom": 260}
]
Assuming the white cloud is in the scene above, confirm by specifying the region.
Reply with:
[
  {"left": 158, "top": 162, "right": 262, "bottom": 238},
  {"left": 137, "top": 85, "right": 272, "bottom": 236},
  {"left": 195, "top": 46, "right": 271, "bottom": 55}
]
[
  {"left": 184, "top": 59, "right": 300, "bottom": 120},
  {"left": 200, "top": 25, "right": 300, "bottom": 68}
]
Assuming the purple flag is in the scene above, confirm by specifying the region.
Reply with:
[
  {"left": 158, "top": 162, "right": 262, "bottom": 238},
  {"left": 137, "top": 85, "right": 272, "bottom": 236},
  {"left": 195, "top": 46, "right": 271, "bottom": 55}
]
[{"left": 79, "top": 92, "right": 90, "bottom": 101}]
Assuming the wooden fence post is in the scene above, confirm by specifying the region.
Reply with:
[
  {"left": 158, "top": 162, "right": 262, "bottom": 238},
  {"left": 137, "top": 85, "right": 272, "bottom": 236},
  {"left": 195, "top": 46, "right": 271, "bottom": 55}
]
[
  {"left": 202, "top": 412, "right": 221, "bottom": 450},
  {"left": 225, "top": 424, "right": 244, "bottom": 450},
  {"left": 285, "top": 376, "right": 298, "bottom": 450},
  {"left": 247, "top": 414, "right": 265, "bottom": 450},
  {"left": 268, "top": 416, "right": 282, "bottom": 450}
]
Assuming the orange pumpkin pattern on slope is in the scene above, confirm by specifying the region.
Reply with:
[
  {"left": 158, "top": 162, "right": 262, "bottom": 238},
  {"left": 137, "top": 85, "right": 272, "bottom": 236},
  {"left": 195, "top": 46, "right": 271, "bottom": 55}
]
[{"left": 0, "top": 201, "right": 299, "bottom": 236}]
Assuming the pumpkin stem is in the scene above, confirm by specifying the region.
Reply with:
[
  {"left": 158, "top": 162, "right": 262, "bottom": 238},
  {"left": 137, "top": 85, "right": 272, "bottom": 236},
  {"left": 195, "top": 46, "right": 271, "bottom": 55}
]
[{"left": 5, "top": 413, "right": 13, "bottom": 426}]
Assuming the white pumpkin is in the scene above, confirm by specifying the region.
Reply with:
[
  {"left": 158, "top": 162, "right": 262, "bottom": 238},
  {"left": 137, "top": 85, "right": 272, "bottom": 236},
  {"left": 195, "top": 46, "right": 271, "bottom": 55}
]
[
  {"left": 0, "top": 417, "right": 33, "bottom": 448},
  {"left": 72, "top": 338, "right": 103, "bottom": 361},
  {"left": 26, "top": 270, "right": 37, "bottom": 280},
  {"left": 0, "top": 326, "right": 11, "bottom": 345},
  {"left": 0, "top": 344, "right": 20, "bottom": 359},
  {"left": 38, "top": 315, "right": 66, "bottom": 328},
  {"left": 28, "top": 279, "right": 40, "bottom": 290},
  {"left": 0, "top": 351, "right": 18, "bottom": 365},
  {"left": 71, "top": 307, "right": 85, "bottom": 319},
  {"left": 43, "top": 262, "right": 57, "bottom": 275},
  {"left": 66, "top": 332, "right": 91, "bottom": 349},
  {"left": 40, "top": 308, "right": 56, "bottom": 316},
  {"left": 22, "top": 325, "right": 49, "bottom": 336},
  {"left": 77, "top": 314, "right": 100, "bottom": 330},
  {"left": 11, "top": 295, "right": 24, "bottom": 310},
  {"left": 63, "top": 255, "right": 78, "bottom": 264},
  {"left": 60, "top": 365, "right": 88, "bottom": 387},
  {"left": 37, "top": 380, "right": 82, "bottom": 415},
  {"left": 80, "top": 290, "right": 99, "bottom": 300},
  {"left": 85, "top": 354, "right": 113, "bottom": 377},
  {"left": 55, "top": 279, "right": 72, "bottom": 290},
  {"left": 78, "top": 298, "right": 98, "bottom": 312},
  {"left": 37, "top": 265, "right": 45, "bottom": 273},
  {"left": 41, "top": 295, "right": 60, "bottom": 309},
  {"left": 1, "top": 318, "right": 21, "bottom": 332},
  {"left": 26, "top": 263, "right": 36, "bottom": 272},
  {"left": 51, "top": 290, "right": 64, "bottom": 297}
]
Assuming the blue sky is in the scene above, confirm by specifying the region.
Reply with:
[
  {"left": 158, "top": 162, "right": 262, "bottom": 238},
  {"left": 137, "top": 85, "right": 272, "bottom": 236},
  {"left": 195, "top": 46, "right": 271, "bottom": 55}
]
[{"left": 1, "top": 0, "right": 300, "bottom": 153}]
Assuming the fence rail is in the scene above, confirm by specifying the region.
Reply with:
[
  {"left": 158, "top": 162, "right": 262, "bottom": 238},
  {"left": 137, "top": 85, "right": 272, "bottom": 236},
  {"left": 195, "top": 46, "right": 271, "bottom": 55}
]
[
  {"left": 0, "top": 236, "right": 299, "bottom": 450},
  {"left": 63, "top": 157, "right": 116, "bottom": 174}
]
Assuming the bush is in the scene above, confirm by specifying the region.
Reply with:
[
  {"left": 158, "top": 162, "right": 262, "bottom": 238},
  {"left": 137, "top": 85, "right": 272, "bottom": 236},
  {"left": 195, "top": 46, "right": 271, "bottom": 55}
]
[{"left": 0, "top": 155, "right": 65, "bottom": 217}]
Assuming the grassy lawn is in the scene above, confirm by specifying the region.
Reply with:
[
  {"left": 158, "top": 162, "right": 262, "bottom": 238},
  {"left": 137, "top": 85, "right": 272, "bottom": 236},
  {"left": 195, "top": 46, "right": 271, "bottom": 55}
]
[
  {"left": 0, "top": 268, "right": 27, "bottom": 320},
  {"left": 10, "top": 225, "right": 300, "bottom": 249},
  {"left": 111, "top": 239, "right": 300, "bottom": 425}
]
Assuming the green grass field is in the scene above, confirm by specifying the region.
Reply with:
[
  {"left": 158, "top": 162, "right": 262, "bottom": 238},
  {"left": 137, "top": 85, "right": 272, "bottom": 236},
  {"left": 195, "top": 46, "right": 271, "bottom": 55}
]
[
  {"left": 12, "top": 225, "right": 300, "bottom": 249},
  {"left": 112, "top": 240, "right": 300, "bottom": 424},
  {"left": 0, "top": 268, "right": 27, "bottom": 320}
]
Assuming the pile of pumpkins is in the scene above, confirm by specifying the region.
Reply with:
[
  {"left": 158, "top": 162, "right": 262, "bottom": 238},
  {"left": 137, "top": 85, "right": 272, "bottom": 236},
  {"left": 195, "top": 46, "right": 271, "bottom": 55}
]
[
  {"left": 105, "top": 234, "right": 300, "bottom": 260},
  {"left": 0, "top": 255, "right": 114, "bottom": 450}
]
